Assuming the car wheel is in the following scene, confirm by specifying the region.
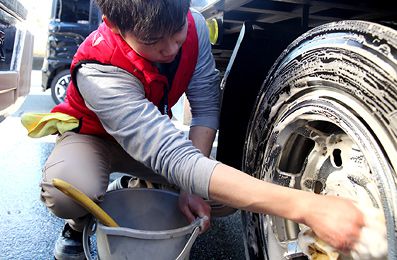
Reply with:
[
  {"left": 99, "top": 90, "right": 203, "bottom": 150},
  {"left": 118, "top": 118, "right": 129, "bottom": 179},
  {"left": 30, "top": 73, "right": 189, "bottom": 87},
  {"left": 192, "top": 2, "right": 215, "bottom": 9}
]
[
  {"left": 242, "top": 20, "right": 397, "bottom": 260},
  {"left": 51, "top": 69, "right": 70, "bottom": 104}
]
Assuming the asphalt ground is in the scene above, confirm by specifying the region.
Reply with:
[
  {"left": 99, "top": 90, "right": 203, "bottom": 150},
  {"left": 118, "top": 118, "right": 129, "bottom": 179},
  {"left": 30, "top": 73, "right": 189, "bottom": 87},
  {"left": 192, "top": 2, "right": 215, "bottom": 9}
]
[{"left": 0, "top": 70, "right": 246, "bottom": 259}]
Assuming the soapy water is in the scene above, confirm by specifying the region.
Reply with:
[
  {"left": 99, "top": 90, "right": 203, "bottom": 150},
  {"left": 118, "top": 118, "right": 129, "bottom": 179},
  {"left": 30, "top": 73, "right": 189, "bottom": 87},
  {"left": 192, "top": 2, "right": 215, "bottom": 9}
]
[
  {"left": 302, "top": 167, "right": 387, "bottom": 260},
  {"left": 267, "top": 117, "right": 388, "bottom": 259}
]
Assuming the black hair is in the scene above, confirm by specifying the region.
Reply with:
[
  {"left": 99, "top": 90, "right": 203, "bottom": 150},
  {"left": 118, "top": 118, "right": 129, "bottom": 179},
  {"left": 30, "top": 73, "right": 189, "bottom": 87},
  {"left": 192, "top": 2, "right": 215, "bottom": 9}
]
[{"left": 96, "top": 0, "right": 190, "bottom": 41}]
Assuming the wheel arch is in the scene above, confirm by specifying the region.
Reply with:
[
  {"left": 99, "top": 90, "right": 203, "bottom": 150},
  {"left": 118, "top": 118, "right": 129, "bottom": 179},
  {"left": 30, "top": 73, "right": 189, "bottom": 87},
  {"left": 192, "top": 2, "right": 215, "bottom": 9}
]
[
  {"left": 216, "top": 22, "right": 304, "bottom": 170},
  {"left": 45, "top": 64, "right": 71, "bottom": 90}
]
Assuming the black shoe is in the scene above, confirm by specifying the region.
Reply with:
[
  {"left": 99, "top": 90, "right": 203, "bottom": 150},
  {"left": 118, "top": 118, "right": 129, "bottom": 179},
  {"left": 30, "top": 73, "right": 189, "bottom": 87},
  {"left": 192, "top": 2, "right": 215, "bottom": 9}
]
[
  {"left": 54, "top": 223, "right": 86, "bottom": 260},
  {"left": 107, "top": 175, "right": 156, "bottom": 191}
]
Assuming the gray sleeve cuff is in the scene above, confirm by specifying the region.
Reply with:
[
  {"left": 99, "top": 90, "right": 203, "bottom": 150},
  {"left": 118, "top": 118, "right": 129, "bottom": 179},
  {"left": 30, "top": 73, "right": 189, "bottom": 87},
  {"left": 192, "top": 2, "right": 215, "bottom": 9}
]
[
  {"left": 191, "top": 115, "right": 219, "bottom": 130},
  {"left": 192, "top": 157, "right": 219, "bottom": 198}
]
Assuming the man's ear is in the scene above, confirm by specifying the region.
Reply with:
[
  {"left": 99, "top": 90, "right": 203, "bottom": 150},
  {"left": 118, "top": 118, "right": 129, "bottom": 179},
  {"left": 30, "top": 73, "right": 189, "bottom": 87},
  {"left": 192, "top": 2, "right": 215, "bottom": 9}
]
[{"left": 102, "top": 15, "right": 122, "bottom": 34}]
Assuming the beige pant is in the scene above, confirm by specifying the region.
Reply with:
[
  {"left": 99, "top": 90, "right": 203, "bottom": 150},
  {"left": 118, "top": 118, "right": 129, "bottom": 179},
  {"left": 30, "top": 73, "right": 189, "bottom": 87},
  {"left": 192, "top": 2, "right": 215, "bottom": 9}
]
[{"left": 40, "top": 131, "right": 169, "bottom": 231}]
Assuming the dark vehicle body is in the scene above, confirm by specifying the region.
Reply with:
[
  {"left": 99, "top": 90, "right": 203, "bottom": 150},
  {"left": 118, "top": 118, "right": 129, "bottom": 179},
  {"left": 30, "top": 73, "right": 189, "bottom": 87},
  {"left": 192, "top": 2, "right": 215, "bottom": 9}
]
[
  {"left": 0, "top": 0, "right": 33, "bottom": 117},
  {"left": 41, "top": 0, "right": 100, "bottom": 104},
  {"left": 195, "top": 1, "right": 397, "bottom": 259},
  {"left": 194, "top": 0, "right": 397, "bottom": 170}
]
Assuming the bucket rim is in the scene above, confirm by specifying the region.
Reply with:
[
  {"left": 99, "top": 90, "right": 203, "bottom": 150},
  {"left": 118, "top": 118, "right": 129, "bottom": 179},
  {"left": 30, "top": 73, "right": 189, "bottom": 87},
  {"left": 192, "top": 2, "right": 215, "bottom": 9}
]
[
  {"left": 98, "top": 189, "right": 202, "bottom": 240},
  {"left": 97, "top": 218, "right": 201, "bottom": 240},
  {"left": 103, "top": 187, "right": 180, "bottom": 197}
]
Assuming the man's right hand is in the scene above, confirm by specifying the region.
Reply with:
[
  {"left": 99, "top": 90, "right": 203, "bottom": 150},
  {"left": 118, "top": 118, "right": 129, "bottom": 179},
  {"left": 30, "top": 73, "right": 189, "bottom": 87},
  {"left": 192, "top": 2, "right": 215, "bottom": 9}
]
[
  {"left": 208, "top": 164, "right": 366, "bottom": 254},
  {"left": 301, "top": 194, "right": 365, "bottom": 254}
]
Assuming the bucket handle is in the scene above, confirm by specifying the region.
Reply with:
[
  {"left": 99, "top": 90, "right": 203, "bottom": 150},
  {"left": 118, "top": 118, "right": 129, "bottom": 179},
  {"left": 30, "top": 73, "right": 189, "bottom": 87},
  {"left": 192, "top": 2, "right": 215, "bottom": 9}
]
[
  {"left": 82, "top": 216, "right": 206, "bottom": 260},
  {"left": 175, "top": 216, "right": 206, "bottom": 260}
]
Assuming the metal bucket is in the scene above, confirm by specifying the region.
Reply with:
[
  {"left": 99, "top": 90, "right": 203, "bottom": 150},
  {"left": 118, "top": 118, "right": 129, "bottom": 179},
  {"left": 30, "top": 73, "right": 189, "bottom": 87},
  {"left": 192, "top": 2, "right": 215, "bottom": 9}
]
[{"left": 83, "top": 188, "right": 203, "bottom": 260}]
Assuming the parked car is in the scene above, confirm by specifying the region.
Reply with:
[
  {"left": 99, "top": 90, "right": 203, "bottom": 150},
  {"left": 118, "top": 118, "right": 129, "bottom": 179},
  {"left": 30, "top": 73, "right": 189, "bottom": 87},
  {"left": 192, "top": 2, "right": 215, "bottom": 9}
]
[
  {"left": 0, "top": 0, "right": 34, "bottom": 118},
  {"left": 41, "top": 0, "right": 101, "bottom": 104}
]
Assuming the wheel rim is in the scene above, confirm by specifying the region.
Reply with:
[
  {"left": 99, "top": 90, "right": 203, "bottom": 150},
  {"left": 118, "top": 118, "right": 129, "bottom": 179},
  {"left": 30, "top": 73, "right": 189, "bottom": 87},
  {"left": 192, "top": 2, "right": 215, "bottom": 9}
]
[
  {"left": 54, "top": 74, "right": 70, "bottom": 103},
  {"left": 259, "top": 88, "right": 396, "bottom": 259}
]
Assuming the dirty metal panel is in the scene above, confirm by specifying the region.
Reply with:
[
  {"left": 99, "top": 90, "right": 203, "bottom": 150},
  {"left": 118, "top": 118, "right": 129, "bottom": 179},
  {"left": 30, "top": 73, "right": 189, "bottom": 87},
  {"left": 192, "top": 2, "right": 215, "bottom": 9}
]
[
  {"left": 0, "top": 0, "right": 27, "bottom": 21},
  {"left": 201, "top": 0, "right": 397, "bottom": 35},
  {"left": 200, "top": 0, "right": 256, "bottom": 18}
]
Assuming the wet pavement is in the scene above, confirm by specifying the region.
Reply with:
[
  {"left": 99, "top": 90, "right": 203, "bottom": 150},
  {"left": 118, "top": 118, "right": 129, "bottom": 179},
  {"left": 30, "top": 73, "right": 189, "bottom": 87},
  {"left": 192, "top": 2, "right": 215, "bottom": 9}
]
[{"left": 0, "top": 70, "right": 245, "bottom": 259}]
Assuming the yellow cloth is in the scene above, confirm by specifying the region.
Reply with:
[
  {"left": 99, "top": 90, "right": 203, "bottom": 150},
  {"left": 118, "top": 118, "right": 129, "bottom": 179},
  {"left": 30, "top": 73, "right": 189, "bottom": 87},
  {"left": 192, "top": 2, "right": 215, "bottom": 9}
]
[{"left": 21, "top": 112, "right": 79, "bottom": 138}]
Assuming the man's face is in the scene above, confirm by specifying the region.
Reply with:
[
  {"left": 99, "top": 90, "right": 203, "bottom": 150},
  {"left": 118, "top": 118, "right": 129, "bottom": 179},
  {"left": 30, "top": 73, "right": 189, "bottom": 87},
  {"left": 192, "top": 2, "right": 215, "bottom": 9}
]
[{"left": 123, "top": 18, "right": 188, "bottom": 63}]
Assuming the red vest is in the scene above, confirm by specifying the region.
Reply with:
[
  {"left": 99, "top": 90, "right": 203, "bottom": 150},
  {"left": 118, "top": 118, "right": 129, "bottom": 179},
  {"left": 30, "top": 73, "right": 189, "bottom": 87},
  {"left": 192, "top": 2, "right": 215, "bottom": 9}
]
[{"left": 52, "top": 11, "right": 198, "bottom": 137}]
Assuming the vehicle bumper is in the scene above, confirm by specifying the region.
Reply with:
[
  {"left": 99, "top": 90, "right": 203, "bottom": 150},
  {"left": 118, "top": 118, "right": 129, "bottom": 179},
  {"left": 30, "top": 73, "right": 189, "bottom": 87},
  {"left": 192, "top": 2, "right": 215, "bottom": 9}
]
[
  {"left": 41, "top": 69, "right": 50, "bottom": 91},
  {"left": 41, "top": 58, "right": 70, "bottom": 91}
]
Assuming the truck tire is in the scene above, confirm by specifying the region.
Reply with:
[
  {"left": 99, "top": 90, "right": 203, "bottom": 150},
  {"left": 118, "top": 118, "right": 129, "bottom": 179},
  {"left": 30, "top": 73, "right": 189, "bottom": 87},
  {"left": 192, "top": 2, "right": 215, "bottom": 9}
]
[
  {"left": 242, "top": 20, "right": 397, "bottom": 260},
  {"left": 51, "top": 69, "right": 70, "bottom": 104}
]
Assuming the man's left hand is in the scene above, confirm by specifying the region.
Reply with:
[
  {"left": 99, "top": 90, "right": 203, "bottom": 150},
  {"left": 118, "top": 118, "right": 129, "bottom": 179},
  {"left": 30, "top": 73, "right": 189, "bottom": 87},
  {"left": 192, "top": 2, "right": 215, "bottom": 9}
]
[{"left": 178, "top": 190, "right": 211, "bottom": 233}]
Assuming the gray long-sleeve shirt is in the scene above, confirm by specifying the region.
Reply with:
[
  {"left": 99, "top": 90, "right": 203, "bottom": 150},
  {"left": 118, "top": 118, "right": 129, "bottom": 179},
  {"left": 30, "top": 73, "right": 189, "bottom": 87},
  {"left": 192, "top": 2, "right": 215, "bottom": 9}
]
[{"left": 76, "top": 9, "right": 220, "bottom": 198}]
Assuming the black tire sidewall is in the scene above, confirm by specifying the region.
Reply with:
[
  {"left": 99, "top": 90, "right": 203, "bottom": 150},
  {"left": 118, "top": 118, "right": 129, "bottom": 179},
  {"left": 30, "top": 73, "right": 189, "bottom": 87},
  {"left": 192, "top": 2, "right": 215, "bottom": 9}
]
[{"left": 243, "top": 21, "right": 397, "bottom": 259}]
